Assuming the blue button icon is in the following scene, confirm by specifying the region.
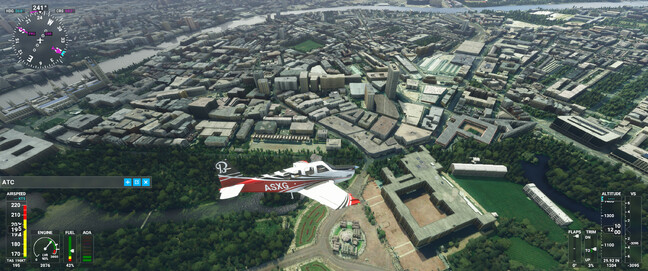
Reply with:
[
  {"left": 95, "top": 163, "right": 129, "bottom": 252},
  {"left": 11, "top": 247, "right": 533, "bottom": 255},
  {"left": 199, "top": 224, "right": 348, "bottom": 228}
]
[
  {"left": 142, "top": 178, "right": 150, "bottom": 186},
  {"left": 124, "top": 178, "right": 132, "bottom": 186},
  {"left": 133, "top": 178, "right": 141, "bottom": 186}
]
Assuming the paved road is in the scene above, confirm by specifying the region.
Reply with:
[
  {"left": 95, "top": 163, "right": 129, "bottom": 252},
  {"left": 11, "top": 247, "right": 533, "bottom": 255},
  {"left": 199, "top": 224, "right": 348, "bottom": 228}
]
[{"left": 253, "top": 171, "right": 391, "bottom": 271}]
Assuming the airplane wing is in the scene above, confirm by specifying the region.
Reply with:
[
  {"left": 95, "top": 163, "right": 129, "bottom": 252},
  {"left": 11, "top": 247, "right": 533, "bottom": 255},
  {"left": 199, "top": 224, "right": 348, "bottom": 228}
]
[
  {"left": 220, "top": 183, "right": 245, "bottom": 199},
  {"left": 298, "top": 180, "right": 360, "bottom": 209}
]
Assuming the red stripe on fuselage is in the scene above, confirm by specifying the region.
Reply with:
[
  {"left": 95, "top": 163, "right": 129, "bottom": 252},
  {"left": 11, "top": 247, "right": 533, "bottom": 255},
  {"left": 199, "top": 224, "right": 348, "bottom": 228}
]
[{"left": 240, "top": 179, "right": 322, "bottom": 193}]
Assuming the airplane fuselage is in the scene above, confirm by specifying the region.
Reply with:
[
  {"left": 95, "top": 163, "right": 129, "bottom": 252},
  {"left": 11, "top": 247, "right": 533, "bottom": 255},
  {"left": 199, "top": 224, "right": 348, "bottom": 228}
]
[
  {"left": 220, "top": 172, "right": 354, "bottom": 193},
  {"left": 217, "top": 160, "right": 360, "bottom": 209}
]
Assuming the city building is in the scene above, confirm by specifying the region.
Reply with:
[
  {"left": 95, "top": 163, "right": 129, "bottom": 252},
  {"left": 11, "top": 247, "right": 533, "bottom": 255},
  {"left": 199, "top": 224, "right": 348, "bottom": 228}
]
[
  {"left": 365, "top": 86, "right": 376, "bottom": 111},
  {"left": 450, "top": 163, "right": 508, "bottom": 178},
  {"left": 320, "top": 74, "right": 345, "bottom": 90},
  {"left": 236, "top": 119, "right": 255, "bottom": 140},
  {"left": 290, "top": 121, "right": 315, "bottom": 136},
  {"left": 188, "top": 97, "right": 217, "bottom": 119},
  {"left": 350, "top": 83, "right": 367, "bottom": 99},
  {"left": 258, "top": 78, "right": 271, "bottom": 95},
  {"left": 436, "top": 115, "right": 499, "bottom": 147},
  {"left": 385, "top": 63, "right": 401, "bottom": 100},
  {"left": 370, "top": 116, "right": 398, "bottom": 140},
  {"left": 393, "top": 124, "right": 432, "bottom": 146},
  {"left": 65, "top": 114, "right": 103, "bottom": 131},
  {"left": 550, "top": 116, "right": 623, "bottom": 150},
  {"left": 611, "top": 126, "right": 648, "bottom": 174},
  {"left": 0, "top": 129, "right": 58, "bottom": 175},
  {"left": 299, "top": 71, "right": 309, "bottom": 92},
  {"left": 455, "top": 40, "right": 485, "bottom": 55},
  {"left": 184, "top": 17, "right": 198, "bottom": 31},
  {"left": 274, "top": 77, "right": 298, "bottom": 93},
  {"left": 326, "top": 138, "right": 342, "bottom": 151},
  {"left": 83, "top": 57, "right": 110, "bottom": 83},
  {"left": 254, "top": 120, "right": 278, "bottom": 134},
  {"left": 253, "top": 70, "right": 264, "bottom": 88},
  {"left": 524, "top": 184, "right": 573, "bottom": 227},
  {"left": 381, "top": 150, "right": 496, "bottom": 247}
]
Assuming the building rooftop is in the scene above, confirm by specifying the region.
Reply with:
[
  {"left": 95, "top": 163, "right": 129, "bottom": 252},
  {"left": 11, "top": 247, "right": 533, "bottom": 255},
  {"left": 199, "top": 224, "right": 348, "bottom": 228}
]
[
  {"left": 381, "top": 149, "right": 496, "bottom": 247},
  {"left": 393, "top": 124, "right": 432, "bottom": 146},
  {"left": 374, "top": 94, "right": 400, "bottom": 119},
  {"left": 436, "top": 115, "right": 498, "bottom": 147},
  {"left": 450, "top": 163, "right": 508, "bottom": 173},
  {"left": 555, "top": 116, "right": 622, "bottom": 143},
  {"left": 370, "top": 116, "right": 398, "bottom": 140},
  {"left": 455, "top": 40, "right": 485, "bottom": 55},
  {"left": 0, "top": 129, "right": 57, "bottom": 175}
]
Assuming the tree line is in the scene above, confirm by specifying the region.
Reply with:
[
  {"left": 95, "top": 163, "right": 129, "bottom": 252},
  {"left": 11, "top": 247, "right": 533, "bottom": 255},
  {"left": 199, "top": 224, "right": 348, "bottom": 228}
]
[
  {"left": 93, "top": 211, "right": 292, "bottom": 270},
  {"left": 449, "top": 217, "right": 570, "bottom": 270}
]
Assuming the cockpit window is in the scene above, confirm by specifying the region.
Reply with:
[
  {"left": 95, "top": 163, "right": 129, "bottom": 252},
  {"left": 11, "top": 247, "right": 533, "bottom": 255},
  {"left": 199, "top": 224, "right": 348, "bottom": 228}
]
[
  {"left": 316, "top": 165, "right": 329, "bottom": 173},
  {"left": 305, "top": 167, "right": 315, "bottom": 175}
]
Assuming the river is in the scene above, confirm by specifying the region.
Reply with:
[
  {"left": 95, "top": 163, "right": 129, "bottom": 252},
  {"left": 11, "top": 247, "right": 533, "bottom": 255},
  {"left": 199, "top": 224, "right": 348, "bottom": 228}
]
[
  {"left": 3, "top": 1, "right": 648, "bottom": 107},
  {"left": 521, "top": 155, "right": 600, "bottom": 223}
]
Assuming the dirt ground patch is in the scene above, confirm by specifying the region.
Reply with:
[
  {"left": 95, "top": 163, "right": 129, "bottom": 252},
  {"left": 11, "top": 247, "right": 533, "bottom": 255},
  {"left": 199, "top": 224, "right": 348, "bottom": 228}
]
[
  {"left": 363, "top": 183, "right": 410, "bottom": 248},
  {"left": 393, "top": 242, "right": 415, "bottom": 256},
  {"left": 403, "top": 194, "right": 446, "bottom": 227},
  {"left": 400, "top": 251, "right": 446, "bottom": 271},
  {"left": 340, "top": 203, "right": 392, "bottom": 268},
  {"left": 363, "top": 182, "right": 384, "bottom": 206}
]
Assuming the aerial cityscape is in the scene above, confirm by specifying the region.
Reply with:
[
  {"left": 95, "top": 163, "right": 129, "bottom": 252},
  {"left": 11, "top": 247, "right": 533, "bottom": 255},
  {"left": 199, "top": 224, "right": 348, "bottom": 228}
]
[{"left": 0, "top": 0, "right": 648, "bottom": 270}]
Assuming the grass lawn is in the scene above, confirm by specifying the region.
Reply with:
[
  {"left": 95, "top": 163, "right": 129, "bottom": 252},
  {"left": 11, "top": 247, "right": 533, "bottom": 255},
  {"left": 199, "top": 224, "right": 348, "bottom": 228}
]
[
  {"left": 301, "top": 261, "right": 331, "bottom": 271},
  {"left": 506, "top": 237, "right": 560, "bottom": 270},
  {"left": 467, "top": 128, "right": 482, "bottom": 136},
  {"left": 295, "top": 203, "right": 327, "bottom": 247},
  {"left": 334, "top": 226, "right": 342, "bottom": 235},
  {"left": 293, "top": 40, "right": 324, "bottom": 53},
  {"left": 452, "top": 176, "right": 568, "bottom": 242}
]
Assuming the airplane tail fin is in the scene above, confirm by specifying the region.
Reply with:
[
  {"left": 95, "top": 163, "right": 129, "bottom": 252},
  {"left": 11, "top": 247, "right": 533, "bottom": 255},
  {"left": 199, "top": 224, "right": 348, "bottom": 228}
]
[
  {"left": 215, "top": 160, "right": 244, "bottom": 187},
  {"left": 216, "top": 160, "right": 248, "bottom": 199}
]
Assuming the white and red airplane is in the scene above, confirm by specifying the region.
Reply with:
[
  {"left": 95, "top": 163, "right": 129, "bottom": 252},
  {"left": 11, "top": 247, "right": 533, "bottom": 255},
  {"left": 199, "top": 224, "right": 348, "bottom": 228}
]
[{"left": 217, "top": 160, "right": 360, "bottom": 209}]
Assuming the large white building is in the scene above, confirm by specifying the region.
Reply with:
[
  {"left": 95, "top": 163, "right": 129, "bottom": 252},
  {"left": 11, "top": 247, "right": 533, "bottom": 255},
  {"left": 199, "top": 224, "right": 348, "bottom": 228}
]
[
  {"left": 450, "top": 163, "right": 507, "bottom": 178},
  {"left": 523, "top": 184, "right": 573, "bottom": 227}
]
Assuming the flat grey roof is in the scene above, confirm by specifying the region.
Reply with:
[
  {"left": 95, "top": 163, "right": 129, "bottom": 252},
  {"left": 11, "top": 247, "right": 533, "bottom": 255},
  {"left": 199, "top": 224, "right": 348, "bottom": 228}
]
[
  {"left": 455, "top": 40, "right": 485, "bottom": 55},
  {"left": 556, "top": 116, "right": 621, "bottom": 142},
  {"left": 0, "top": 129, "right": 56, "bottom": 174},
  {"left": 436, "top": 114, "right": 498, "bottom": 147}
]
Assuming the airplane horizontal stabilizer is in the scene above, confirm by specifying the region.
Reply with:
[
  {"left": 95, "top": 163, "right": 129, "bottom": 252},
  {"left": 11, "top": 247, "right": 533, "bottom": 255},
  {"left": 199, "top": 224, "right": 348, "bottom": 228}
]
[{"left": 220, "top": 183, "right": 245, "bottom": 199}]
